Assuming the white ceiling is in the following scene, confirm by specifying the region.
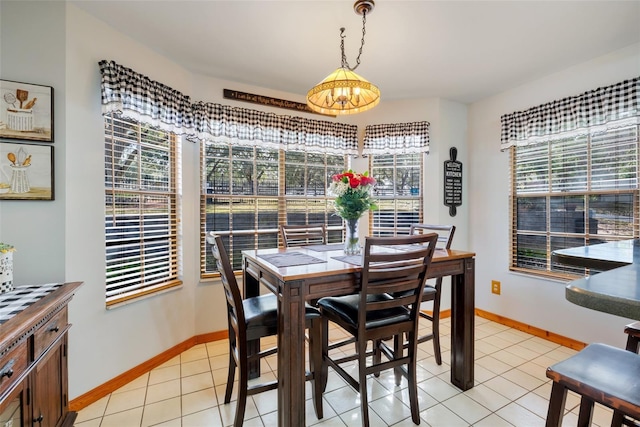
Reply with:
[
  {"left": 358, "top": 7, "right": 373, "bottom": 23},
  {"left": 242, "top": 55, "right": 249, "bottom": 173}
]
[{"left": 71, "top": 0, "right": 640, "bottom": 104}]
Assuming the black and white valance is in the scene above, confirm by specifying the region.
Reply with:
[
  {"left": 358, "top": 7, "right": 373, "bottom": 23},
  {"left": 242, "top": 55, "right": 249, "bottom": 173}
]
[
  {"left": 99, "top": 60, "right": 195, "bottom": 136},
  {"left": 362, "top": 121, "right": 430, "bottom": 155},
  {"left": 99, "top": 60, "right": 358, "bottom": 154},
  {"left": 500, "top": 77, "right": 640, "bottom": 150},
  {"left": 190, "top": 102, "right": 358, "bottom": 155}
]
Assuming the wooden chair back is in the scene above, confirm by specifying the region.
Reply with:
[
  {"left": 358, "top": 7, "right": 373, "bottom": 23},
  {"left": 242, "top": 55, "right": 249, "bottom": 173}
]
[
  {"left": 280, "top": 223, "right": 326, "bottom": 247},
  {"left": 210, "top": 234, "right": 247, "bottom": 346},
  {"left": 359, "top": 234, "right": 438, "bottom": 340},
  {"left": 410, "top": 223, "right": 456, "bottom": 249}
]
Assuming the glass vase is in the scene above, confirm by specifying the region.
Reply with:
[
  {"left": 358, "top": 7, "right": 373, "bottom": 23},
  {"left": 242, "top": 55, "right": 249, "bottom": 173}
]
[{"left": 344, "top": 218, "right": 361, "bottom": 255}]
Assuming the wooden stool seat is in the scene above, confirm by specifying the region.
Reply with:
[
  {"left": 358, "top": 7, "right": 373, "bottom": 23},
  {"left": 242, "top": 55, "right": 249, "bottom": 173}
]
[{"left": 545, "top": 343, "right": 640, "bottom": 426}]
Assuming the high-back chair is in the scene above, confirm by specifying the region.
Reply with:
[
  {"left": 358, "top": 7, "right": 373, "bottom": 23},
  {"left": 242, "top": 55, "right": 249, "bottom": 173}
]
[
  {"left": 210, "top": 235, "right": 324, "bottom": 426},
  {"left": 408, "top": 223, "right": 456, "bottom": 365},
  {"left": 280, "top": 223, "right": 326, "bottom": 247},
  {"left": 316, "top": 233, "right": 439, "bottom": 426}
]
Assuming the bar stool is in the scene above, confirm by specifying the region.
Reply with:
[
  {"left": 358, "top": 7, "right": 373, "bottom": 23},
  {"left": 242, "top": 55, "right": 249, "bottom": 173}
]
[
  {"left": 545, "top": 343, "right": 640, "bottom": 427},
  {"left": 625, "top": 321, "right": 640, "bottom": 353}
]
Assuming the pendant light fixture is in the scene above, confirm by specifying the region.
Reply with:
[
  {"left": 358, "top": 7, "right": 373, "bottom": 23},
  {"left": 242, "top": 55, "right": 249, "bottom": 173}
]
[{"left": 306, "top": 0, "right": 380, "bottom": 115}]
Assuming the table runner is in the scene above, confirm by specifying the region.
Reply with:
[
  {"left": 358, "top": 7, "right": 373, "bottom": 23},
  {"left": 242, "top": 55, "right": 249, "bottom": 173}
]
[
  {"left": 0, "top": 283, "right": 63, "bottom": 324},
  {"left": 258, "top": 251, "right": 326, "bottom": 268}
]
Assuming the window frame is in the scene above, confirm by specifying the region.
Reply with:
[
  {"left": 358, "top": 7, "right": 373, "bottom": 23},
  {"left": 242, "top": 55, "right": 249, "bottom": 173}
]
[
  {"left": 369, "top": 152, "right": 424, "bottom": 237},
  {"left": 509, "top": 125, "right": 640, "bottom": 279},
  {"left": 104, "top": 114, "right": 182, "bottom": 306}
]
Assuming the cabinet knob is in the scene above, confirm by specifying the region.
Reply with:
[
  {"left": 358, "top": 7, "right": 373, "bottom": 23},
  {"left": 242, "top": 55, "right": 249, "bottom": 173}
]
[
  {"left": 49, "top": 325, "right": 60, "bottom": 333},
  {"left": 0, "top": 368, "right": 12, "bottom": 379},
  {"left": 34, "top": 414, "right": 44, "bottom": 424}
]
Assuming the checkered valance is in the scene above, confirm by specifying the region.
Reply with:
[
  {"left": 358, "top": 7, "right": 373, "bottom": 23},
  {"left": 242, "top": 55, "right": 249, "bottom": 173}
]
[
  {"left": 500, "top": 77, "right": 640, "bottom": 150},
  {"left": 99, "top": 60, "right": 358, "bottom": 154},
  {"left": 190, "top": 102, "right": 358, "bottom": 155},
  {"left": 362, "top": 121, "right": 430, "bottom": 155},
  {"left": 99, "top": 60, "right": 195, "bottom": 136}
]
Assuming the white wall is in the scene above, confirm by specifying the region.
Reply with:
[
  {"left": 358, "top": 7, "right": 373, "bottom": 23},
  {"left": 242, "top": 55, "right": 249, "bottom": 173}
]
[
  {"left": 468, "top": 43, "right": 640, "bottom": 348},
  {"left": 358, "top": 99, "right": 469, "bottom": 311},
  {"left": 3, "top": 0, "right": 637, "bottom": 402},
  {"left": 0, "top": 1, "right": 66, "bottom": 284}
]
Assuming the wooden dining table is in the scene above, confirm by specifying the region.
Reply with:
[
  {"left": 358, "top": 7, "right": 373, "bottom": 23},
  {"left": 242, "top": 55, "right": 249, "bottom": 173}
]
[{"left": 242, "top": 243, "right": 476, "bottom": 427}]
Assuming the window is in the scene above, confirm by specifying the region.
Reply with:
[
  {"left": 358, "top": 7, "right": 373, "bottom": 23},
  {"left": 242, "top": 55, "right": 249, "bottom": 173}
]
[
  {"left": 201, "top": 142, "right": 346, "bottom": 275},
  {"left": 511, "top": 125, "right": 639, "bottom": 277},
  {"left": 362, "top": 121, "right": 429, "bottom": 237},
  {"left": 504, "top": 77, "right": 640, "bottom": 278},
  {"left": 370, "top": 153, "right": 423, "bottom": 236},
  {"left": 104, "top": 114, "right": 181, "bottom": 305}
]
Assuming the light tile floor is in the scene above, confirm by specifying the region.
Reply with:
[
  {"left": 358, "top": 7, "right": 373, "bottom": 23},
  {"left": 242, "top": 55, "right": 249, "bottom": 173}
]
[{"left": 74, "top": 316, "right": 616, "bottom": 426}]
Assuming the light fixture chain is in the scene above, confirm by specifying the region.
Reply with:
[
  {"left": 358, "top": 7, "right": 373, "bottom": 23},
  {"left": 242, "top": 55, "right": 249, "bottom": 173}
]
[
  {"left": 340, "top": 10, "right": 368, "bottom": 72},
  {"left": 353, "top": 11, "right": 367, "bottom": 70}
]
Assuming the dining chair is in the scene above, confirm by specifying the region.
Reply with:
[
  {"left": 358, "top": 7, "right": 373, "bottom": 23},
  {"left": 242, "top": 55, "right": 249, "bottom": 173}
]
[
  {"left": 315, "top": 233, "right": 439, "bottom": 426},
  {"left": 280, "top": 223, "right": 327, "bottom": 247},
  {"left": 210, "top": 234, "right": 325, "bottom": 426},
  {"left": 408, "top": 223, "right": 456, "bottom": 365}
]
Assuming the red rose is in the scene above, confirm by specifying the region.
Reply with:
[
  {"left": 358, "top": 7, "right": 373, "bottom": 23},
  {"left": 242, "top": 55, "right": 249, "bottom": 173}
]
[{"left": 360, "top": 176, "right": 376, "bottom": 186}]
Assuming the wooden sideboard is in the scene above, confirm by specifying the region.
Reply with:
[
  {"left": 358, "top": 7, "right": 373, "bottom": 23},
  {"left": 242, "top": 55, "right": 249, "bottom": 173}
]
[{"left": 0, "top": 282, "right": 82, "bottom": 427}]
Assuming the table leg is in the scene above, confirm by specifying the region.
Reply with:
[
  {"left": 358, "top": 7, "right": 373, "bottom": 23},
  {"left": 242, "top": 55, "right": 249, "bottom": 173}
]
[
  {"left": 277, "top": 279, "right": 307, "bottom": 427},
  {"left": 450, "top": 257, "right": 475, "bottom": 390},
  {"left": 242, "top": 261, "right": 261, "bottom": 380}
]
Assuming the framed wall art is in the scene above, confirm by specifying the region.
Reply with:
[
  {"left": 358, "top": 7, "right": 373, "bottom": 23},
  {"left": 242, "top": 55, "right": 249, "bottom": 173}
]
[
  {"left": 0, "top": 80, "right": 53, "bottom": 143},
  {"left": 0, "top": 142, "right": 54, "bottom": 200}
]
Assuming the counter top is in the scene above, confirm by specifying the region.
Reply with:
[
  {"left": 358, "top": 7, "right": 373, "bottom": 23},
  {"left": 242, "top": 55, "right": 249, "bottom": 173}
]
[{"left": 552, "top": 240, "right": 640, "bottom": 320}]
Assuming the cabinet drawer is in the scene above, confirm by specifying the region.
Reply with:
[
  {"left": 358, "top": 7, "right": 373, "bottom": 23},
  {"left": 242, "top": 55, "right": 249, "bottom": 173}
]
[
  {"left": 0, "top": 341, "right": 28, "bottom": 398},
  {"left": 33, "top": 308, "right": 67, "bottom": 360}
]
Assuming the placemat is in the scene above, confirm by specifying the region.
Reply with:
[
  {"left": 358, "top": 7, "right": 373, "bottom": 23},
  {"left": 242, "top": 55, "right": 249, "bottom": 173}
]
[
  {"left": 0, "top": 283, "right": 63, "bottom": 324},
  {"left": 259, "top": 251, "right": 326, "bottom": 268},
  {"left": 331, "top": 255, "right": 362, "bottom": 266},
  {"left": 304, "top": 243, "right": 343, "bottom": 252}
]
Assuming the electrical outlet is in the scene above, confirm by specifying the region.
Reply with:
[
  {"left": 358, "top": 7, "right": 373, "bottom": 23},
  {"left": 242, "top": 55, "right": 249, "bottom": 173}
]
[{"left": 491, "top": 280, "right": 501, "bottom": 295}]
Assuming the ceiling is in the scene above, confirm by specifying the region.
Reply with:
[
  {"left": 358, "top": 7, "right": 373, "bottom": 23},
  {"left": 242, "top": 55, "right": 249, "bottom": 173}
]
[{"left": 71, "top": 0, "right": 640, "bottom": 104}]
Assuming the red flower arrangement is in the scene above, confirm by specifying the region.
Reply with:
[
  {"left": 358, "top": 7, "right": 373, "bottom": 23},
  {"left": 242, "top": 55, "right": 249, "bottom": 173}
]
[{"left": 328, "top": 170, "right": 377, "bottom": 220}]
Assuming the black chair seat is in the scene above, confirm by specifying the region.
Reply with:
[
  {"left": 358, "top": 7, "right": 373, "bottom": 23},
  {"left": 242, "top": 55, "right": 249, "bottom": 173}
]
[
  {"left": 245, "top": 294, "right": 321, "bottom": 336},
  {"left": 318, "top": 294, "right": 411, "bottom": 330},
  {"left": 244, "top": 294, "right": 278, "bottom": 332},
  {"left": 394, "top": 285, "right": 437, "bottom": 301}
]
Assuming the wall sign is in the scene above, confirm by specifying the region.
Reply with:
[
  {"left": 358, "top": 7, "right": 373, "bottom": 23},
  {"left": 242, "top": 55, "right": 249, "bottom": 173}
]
[
  {"left": 443, "top": 147, "right": 462, "bottom": 217},
  {"left": 223, "top": 89, "right": 335, "bottom": 117}
]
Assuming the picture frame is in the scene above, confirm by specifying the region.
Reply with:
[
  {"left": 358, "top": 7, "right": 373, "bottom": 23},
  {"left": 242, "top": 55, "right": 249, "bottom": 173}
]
[
  {"left": 0, "top": 142, "right": 54, "bottom": 200},
  {"left": 0, "top": 80, "right": 53, "bottom": 143}
]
